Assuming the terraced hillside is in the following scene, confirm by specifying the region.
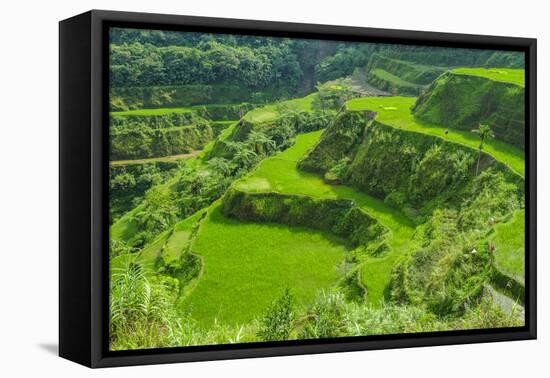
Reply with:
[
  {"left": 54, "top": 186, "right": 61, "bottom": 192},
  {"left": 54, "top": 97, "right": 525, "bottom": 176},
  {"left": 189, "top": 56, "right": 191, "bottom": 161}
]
[
  {"left": 299, "top": 97, "right": 525, "bottom": 307},
  {"left": 364, "top": 54, "right": 446, "bottom": 96},
  {"left": 231, "top": 131, "right": 415, "bottom": 305},
  {"left": 108, "top": 29, "right": 526, "bottom": 351},
  {"left": 347, "top": 97, "right": 525, "bottom": 176},
  {"left": 110, "top": 89, "right": 525, "bottom": 348},
  {"left": 413, "top": 68, "right": 525, "bottom": 149}
]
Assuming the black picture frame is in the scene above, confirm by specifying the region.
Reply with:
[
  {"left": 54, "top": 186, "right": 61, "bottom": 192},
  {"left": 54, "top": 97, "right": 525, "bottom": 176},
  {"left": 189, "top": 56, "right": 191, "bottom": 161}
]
[{"left": 59, "top": 9, "right": 537, "bottom": 368}]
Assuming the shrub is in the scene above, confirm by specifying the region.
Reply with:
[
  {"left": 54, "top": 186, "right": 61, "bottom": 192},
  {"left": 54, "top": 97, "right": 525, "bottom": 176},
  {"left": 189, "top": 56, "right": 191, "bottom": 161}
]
[
  {"left": 110, "top": 162, "right": 178, "bottom": 223},
  {"left": 299, "top": 291, "right": 347, "bottom": 339},
  {"left": 134, "top": 187, "right": 179, "bottom": 240},
  {"left": 325, "top": 157, "right": 351, "bottom": 183},
  {"left": 257, "top": 289, "right": 295, "bottom": 341}
]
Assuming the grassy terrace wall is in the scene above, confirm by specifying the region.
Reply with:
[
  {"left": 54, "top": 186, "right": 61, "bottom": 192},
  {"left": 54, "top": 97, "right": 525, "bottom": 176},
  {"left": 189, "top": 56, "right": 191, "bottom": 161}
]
[
  {"left": 412, "top": 71, "right": 525, "bottom": 149},
  {"left": 111, "top": 122, "right": 213, "bottom": 160},
  {"left": 367, "top": 54, "right": 446, "bottom": 85},
  {"left": 300, "top": 110, "right": 524, "bottom": 215},
  {"left": 347, "top": 121, "right": 523, "bottom": 202},
  {"left": 221, "top": 188, "right": 388, "bottom": 249},
  {"left": 207, "top": 94, "right": 326, "bottom": 159},
  {"left": 110, "top": 111, "right": 227, "bottom": 160},
  {"left": 363, "top": 54, "right": 446, "bottom": 96},
  {"left": 298, "top": 111, "right": 375, "bottom": 173},
  {"left": 365, "top": 69, "right": 421, "bottom": 96},
  {"left": 111, "top": 111, "right": 198, "bottom": 128},
  {"left": 110, "top": 84, "right": 259, "bottom": 111}
]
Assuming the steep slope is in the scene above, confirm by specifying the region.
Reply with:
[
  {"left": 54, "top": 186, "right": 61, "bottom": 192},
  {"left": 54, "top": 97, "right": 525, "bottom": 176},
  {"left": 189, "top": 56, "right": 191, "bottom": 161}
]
[
  {"left": 299, "top": 100, "right": 525, "bottom": 308},
  {"left": 346, "top": 97, "right": 524, "bottom": 176},
  {"left": 363, "top": 54, "right": 446, "bottom": 96},
  {"left": 206, "top": 93, "right": 327, "bottom": 158},
  {"left": 366, "top": 54, "right": 447, "bottom": 85},
  {"left": 412, "top": 69, "right": 525, "bottom": 149}
]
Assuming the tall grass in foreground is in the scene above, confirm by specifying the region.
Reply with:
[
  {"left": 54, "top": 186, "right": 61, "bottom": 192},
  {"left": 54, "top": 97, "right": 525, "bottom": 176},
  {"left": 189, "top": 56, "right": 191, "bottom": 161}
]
[
  {"left": 109, "top": 263, "right": 259, "bottom": 350},
  {"left": 110, "top": 264, "right": 524, "bottom": 351},
  {"left": 110, "top": 263, "right": 179, "bottom": 350}
]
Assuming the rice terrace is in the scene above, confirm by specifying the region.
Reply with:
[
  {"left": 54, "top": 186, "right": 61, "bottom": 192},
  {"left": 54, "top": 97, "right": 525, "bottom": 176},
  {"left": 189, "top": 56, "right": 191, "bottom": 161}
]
[{"left": 108, "top": 27, "right": 526, "bottom": 350}]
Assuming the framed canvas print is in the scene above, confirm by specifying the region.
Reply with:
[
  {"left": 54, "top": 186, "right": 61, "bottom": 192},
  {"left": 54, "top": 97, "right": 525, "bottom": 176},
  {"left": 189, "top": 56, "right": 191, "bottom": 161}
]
[{"left": 59, "top": 10, "right": 536, "bottom": 368}]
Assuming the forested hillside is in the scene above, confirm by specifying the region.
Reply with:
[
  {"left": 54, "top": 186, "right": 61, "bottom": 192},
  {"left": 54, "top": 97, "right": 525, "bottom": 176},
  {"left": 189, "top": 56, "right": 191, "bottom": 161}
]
[{"left": 108, "top": 28, "right": 526, "bottom": 351}]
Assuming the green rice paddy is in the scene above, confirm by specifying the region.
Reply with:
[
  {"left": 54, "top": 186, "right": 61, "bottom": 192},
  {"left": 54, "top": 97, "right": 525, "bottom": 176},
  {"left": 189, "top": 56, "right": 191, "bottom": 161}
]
[
  {"left": 182, "top": 205, "right": 347, "bottom": 325},
  {"left": 451, "top": 67, "right": 525, "bottom": 87},
  {"left": 236, "top": 131, "right": 416, "bottom": 305},
  {"left": 243, "top": 93, "right": 317, "bottom": 123},
  {"left": 490, "top": 209, "right": 525, "bottom": 283}
]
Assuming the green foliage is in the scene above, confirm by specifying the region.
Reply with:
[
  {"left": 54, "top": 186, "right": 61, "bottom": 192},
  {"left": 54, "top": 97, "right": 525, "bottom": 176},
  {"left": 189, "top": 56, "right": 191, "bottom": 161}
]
[
  {"left": 390, "top": 169, "right": 523, "bottom": 315},
  {"left": 298, "top": 110, "right": 371, "bottom": 173},
  {"left": 313, "top": 82, "right": 362, "bottom": 112},
  {"left": 303, "top": 107, "right": 522, "bottom": 217},
  {"left": 107, "top": 28, "right": 527, "bottom": 348},
  {"left": 325, "top": 157, "right": 351, "bottom": 184},
  {"left": 109, "top": 36, "right": 341, "bottom": 102},
  {"left": 111, "top": 109, "right": 197, "bottom": 128},
  {"left": 366, "top": 68, "right": 422, "bottom": 96},
  {"left": 390, "top": 209, "right": 490, "bottom": 315},
  {"left": 379, "top": 46, "right": 523, "bottom": 68},
  {"left": 175, "top": 161, "right": 236, "bottom": 218},
  {"left": 299, "top": 291, "right": 346, "bottom": 339},
  {"left": 110, "top": 42, "right": 295, "bottom": 90},
  {"left": 110, "top": 120, "right": 213, "bottom": 160},
  {"left": 221, "top": 189, "right": 388, "bottom": 249},
  {"left": 110, "top": 85, "right": 257, "bottom": 110},
  {"left": 458, "top": 170, "right": 523, "bottom": 232},
  {"left": 408, "top": 144, "right": 473, "bottom": 204},
  {"left": 472, "top": 123, "right": 495, "bottom": 151},
  {"left": 109, "top": 239, "right": 136, "bottom": 259},
  {"left": 298, "top": 289, "right": 523, "bottom": 340},
  {"left": 109, "top": 162, "right": 178, "bottom": 223},
  {"left": 367, "top": 53, "right": 446, "bottom": 85},
  {"left": 314, "top": 45, "right": 374, "bottom": 83},
  {"left": 257, "top": 289, "right": 296, "bottom": 341},
  {"left": 132, "top": 187, "right": 179, "bottom": 245},
  {"left": 109, "top": 263, "right": 180, "bottom": 350},
  {"left": 413, "top": 72, "right": 525, "bottom": 149},
  {"left": 207, "top": 93, "right": 326, "bottom": 161},
  {"left": 346, "top": 97, "right": 525, "bottom": 176}
]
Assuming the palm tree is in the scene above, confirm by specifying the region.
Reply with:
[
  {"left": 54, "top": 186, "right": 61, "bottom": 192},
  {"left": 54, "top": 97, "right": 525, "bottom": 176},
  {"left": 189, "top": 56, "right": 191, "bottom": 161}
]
[{"left": 472, "top": 123, "right": 495, "bottom": 175}]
